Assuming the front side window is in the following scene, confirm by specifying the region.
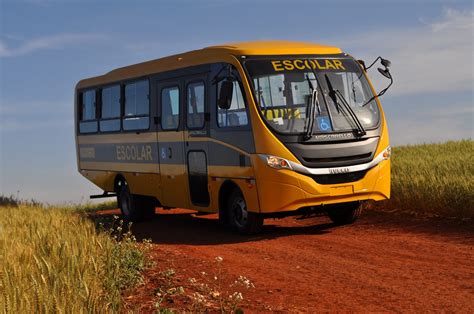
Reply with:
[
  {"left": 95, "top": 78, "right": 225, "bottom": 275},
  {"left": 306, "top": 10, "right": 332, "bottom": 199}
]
[
  {"left": 161, "top": 86, "right": 180, "bottom": 130},
  {"left": 100, "top": 85, "right": 120, "bottom": 132},
  {"left": 123, "top": 80, "right": 149, "bottom": 130},
  {"left": 217, "top": 80, "right": 248, "bottom": 127},
  {"left": 187, "top": 82, "right": 205, "bottom": 129},
  {"left": 79, "top": 89, "right": 97, "bottom": 133},
  {"left": 245, "top": 58, "right": 380, "bottom": 135}
]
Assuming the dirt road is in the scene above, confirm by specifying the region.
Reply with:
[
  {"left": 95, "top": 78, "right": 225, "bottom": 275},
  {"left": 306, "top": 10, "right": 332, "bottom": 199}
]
[{"left": 98, "top": 209, "right": 474, "bottom": 312}]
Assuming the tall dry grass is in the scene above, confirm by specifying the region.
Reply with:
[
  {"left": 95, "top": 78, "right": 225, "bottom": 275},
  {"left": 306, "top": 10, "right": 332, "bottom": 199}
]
[
  {"left": 382, "top": 140, "right": 474, "bottom": 219},
  {"left": 0, "top": 204, "right": 148, "bottom": 312}
]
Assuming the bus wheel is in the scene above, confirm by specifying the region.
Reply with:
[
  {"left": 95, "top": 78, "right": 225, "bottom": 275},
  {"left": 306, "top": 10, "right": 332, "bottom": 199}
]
[
  {"left": 117, "top": 181, "right": 143, "bottom": 222},
  {"left": 227, "top": 188, "right": 263, "bottom": 234},
  {"left": 327, "top": 202, "right": 362, "bottom": 225}
]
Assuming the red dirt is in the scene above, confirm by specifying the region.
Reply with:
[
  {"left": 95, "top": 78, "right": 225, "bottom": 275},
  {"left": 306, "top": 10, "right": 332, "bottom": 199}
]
[{"left": 97, "top": 208, "right": 474, "bottom": 312}]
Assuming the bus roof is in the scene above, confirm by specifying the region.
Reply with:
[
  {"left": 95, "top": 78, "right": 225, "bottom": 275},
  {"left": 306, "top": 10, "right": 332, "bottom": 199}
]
[{"left": 76, "top": 40, "right": 343, "bottom": 89}]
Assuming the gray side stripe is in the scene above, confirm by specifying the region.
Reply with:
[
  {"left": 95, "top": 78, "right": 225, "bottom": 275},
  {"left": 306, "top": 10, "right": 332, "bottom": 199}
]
[{"left": 78, "top": 141, "right": 251, "bottom": 167}]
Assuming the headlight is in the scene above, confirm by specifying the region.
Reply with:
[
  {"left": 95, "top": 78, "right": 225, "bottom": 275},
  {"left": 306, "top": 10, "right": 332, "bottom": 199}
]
[
  {"left": 261, "top": 155, "right": 292, "bottom": 170},
  {"left": 382, "top": 146, "right": 391, "bottom": 159}
]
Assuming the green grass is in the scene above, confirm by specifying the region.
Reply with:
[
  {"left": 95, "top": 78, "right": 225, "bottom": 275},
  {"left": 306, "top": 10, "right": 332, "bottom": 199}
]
[
  {"left": 0, "top": 203, "right": 148, "bottom": 313},
  {"left": 379, "top": 140, "right": 474, "bottom": 219}
]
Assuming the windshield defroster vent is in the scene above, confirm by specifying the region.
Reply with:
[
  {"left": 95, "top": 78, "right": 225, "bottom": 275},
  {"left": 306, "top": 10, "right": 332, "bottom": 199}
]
[{"left": 303, "top": 152, "right": 372, "bottom": 164}]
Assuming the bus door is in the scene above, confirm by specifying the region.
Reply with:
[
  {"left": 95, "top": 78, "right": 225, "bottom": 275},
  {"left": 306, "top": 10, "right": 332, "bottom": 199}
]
[
  {"left": 184, "top": 75, "right": 211, "bottom": 207},
  {"left": 157, "top": 80, "right": 190, "bottom": 208}
]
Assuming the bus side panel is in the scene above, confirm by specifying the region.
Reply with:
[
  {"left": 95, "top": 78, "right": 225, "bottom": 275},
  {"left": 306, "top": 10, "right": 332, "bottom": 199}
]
[
  {"left": 121, "top": 173, "right": 161, "bottom": 198},
  {"left": 76, "top": 133, "right": 162, "bottom": 200},
  {"left": 78, "top": 170, "right": 162, "bottom": 199},
  {"left": 79, "top": 170, "right": 115, "bottom": 192}
]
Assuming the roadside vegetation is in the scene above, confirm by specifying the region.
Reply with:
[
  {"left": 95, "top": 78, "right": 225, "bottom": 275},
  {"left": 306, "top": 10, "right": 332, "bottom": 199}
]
[
  {"left": 375, "top": 140, "right": 474, "bottom": 219},
  {"left": 0, "top": 198, "right": 149, "bottom": 313},
  {"left": 152, "top": 256, "right": 254, "bottom": 313},
  {"left": 0, "top": 140, "right": 471, "bottom": 312}
]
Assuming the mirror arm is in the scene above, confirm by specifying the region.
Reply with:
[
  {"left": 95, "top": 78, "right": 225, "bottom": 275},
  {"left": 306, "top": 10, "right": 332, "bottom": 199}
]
[
  {"left": 362, "top": 74, "right": 393, "bottom": 107},
  {"left": 365, "top": 56, "right": 382, "bottom": 70},
  {"left": 377, "top": 75, "right": 393, "bottom": 97}
]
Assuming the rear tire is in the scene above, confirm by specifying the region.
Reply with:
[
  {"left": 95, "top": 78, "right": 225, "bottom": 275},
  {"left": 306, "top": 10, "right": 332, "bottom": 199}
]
[
  {"left": 327, "top": 202, "right": 362, "bottom": 225},
  {"left": 227, "top": 188, "right": 263, "bottom": 234},
  {"left": 117, "top": 181, "right": 154, "bottom": 222}
]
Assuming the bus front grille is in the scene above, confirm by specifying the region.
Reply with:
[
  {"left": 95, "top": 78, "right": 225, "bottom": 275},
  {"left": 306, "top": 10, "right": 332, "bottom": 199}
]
[
  {"left": 309, "top": 170, "right": 368, "bottom": 185},
  {"left": 285, "top": 137, "right": 379, "bottom": 168}
]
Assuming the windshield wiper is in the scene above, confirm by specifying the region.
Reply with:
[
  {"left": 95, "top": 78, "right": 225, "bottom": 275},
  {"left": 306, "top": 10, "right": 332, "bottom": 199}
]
[
  {"left": 304, "top": 88, "right": 319, "bottom": 140},
  {"left": 324, "top": 74, "right": 366, "bottom": 137},
  {"left": 304, "top": 75, "right": 320, "bottom": 140}
]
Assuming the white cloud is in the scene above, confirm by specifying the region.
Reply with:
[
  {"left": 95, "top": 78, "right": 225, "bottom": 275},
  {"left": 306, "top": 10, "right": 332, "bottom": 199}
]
[
  {"left": 337, "top": 8, "right": 474, "bottom": 97},
  {"left": 0, "top": 33, "right": 105, "bottom": 57}
]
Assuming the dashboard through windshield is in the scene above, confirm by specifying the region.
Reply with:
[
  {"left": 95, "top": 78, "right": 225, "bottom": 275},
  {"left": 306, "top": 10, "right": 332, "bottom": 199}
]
[{"left": 244, "top": 57, "right": 380, "bottom": 135}]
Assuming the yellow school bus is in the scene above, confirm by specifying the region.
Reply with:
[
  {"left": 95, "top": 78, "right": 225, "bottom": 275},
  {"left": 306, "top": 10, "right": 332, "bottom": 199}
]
[{"left": 75, "top": 41, "right": 392, "bottom": 233}]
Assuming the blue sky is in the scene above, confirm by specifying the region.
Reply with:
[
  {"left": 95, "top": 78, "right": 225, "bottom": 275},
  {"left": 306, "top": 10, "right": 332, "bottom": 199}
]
[{"left": 1, "top": 0, "right": 473, "bottom": 203}]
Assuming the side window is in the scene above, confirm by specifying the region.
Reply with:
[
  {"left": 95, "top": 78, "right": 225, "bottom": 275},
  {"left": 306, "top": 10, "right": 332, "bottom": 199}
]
[
  {"left": 123, "top": 80, "right": 149, "bottom": 131},
  {"left": 217, "top": 80, "right": 248, "bottom": 127},
  {"left": 161, "top": 86, "right": 180, "bottom": 130},
  {"left": 187, "top": 81, "right": 205, "bottom": 129},
  {"left": 100, "top": 85, "right": 120, "bottom": 132},
  {"left": 79, "top": 89, "right": 98, "bottom": 133}
]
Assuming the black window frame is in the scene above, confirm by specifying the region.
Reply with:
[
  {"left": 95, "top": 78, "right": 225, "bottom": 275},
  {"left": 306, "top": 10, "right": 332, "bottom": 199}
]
[
  {"left": 78, "top": 88, "right": 98, "bottom": 134},
  {"left": 122, "top": 78, "right": 151, "bottom": 132},
  {"left": 186, "top": 79, "right": 206, "bottom": 130},
  {"left": 99, "top": 83, "right": 122, "bottom": 133},
  {"left": 160, "top": 84, "right": 181, "bottom": 131}
]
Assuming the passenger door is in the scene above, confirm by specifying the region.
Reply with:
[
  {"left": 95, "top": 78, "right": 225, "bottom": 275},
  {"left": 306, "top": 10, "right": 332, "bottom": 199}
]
[
  {"left": 184, "top": 75, "right": 210, "bottom": 207},
  {"left": 157, "top": 80, "right": 190, "bottom": 208}
]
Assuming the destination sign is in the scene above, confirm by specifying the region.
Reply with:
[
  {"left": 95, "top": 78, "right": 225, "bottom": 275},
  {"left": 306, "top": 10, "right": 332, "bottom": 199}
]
[{"left": 245, "top": 57, "right": 361, "bottom": 76}]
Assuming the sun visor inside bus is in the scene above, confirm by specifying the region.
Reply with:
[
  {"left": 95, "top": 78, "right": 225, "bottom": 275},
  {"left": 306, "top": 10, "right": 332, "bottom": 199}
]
[{"left": 245, "top": 58, "right": 360, "bottom": 76}]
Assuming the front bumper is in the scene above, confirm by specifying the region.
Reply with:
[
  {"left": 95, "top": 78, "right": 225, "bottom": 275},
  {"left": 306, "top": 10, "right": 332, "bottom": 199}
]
[{"left": 253, "top": 151, "right": 391, "bottom": 213}]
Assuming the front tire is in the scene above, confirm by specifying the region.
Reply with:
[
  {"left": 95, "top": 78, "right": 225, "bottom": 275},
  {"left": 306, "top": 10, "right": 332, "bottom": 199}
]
[
  {"left": 327, "top": 202, "right": 362, "bottom": 225},
  {"left": 227, "top": 188, "right": 263, "bottom": 234}
]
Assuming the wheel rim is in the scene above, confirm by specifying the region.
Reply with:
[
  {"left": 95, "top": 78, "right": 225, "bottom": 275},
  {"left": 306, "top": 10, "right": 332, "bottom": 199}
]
[{"left": 231, "top": 195, "right": 248, "bottom": 228}]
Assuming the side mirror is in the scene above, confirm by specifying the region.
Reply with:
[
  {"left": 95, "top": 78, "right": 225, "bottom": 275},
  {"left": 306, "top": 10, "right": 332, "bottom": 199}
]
[
  {"left": 377, "top": 67, "right": 392, "bottom": 79},
  {"left": 381, "top": 58, "right": 391, "bottom": 68},
  {"left": 218, "top": 79, "right": 234, "bottom": 110}
]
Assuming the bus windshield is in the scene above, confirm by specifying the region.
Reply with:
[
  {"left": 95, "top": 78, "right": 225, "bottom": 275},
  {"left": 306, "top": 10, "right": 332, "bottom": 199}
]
[{"left": 244, "top": 57, "right": 380, "bottom": 135}]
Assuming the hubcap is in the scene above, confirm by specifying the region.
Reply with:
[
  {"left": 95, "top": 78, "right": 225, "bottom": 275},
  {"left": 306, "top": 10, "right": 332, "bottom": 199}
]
[{"left": 232, "top": 196, "right": 248, "bottom": 228}]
